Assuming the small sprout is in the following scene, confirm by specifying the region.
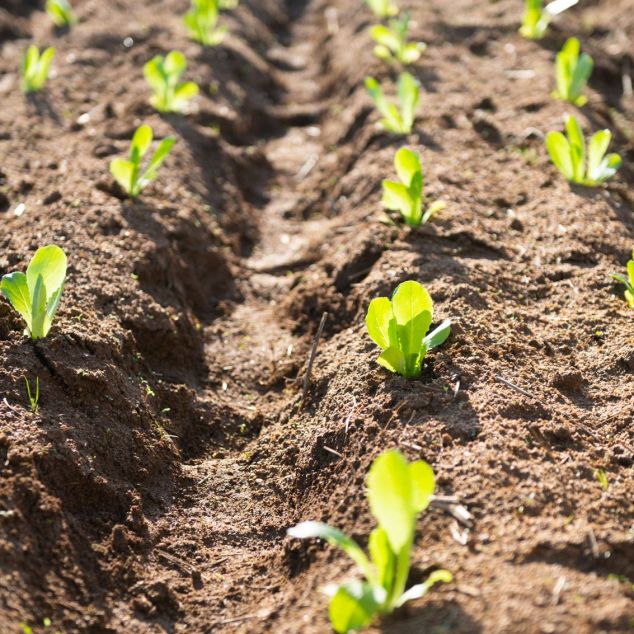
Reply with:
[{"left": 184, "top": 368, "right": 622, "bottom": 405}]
[
  {"left": 46, "top": 0, "right": 76, "bottom": 28},
  {"left": 364, "top": 0, "right": 399, "bottom": 19},
  {"left": 184, "top": 0, "right": 227, "bottom": 47},
  {"left": 20, "top": 45, "right": 55, "bottom": 93},
  {"left": 144, "top": 51, "right": 199, "bottom": 113},
  {"left": 594, "top": 468, "right": 608, "bottom": 491},
  {"left": 0, "top": 245, "right": 67, "bottom": 340},
  {"left": 365, "top": 72, "right": 420, "bottom": 135},
  {"left": 218, "top": 0, "right": 239, "bottom": 7},
  {"left": 611, "top": 248, "right": 634, "bottom": 309},
  {"left": 109, "top": 124, "right": 175, "bottom": 198},
  {"left": 382, "top": 147, "right": 444, "bottom": 227},
  {"left": 520, "top": 0, "right": 578, "bottom": 40},
  {"left": 365, "top": 280, "right": 451, "bottom": 378},
  {"left": 288, "top": 450, "right": 452, "bottom": 634},
  {"left": 553, "top": 37, "right": 593, "bottom": 106},
  {"left": 370, "top": 12, "right": 426, "bottom": 66},
  {"left": 25, "top": 376, "right": 40, "bottom": 413},
  {"left": 545, "top": 115, "right": 621, "bottom": 186}
]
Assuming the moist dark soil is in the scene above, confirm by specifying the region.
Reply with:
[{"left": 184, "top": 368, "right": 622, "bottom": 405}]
[{"left": 0, "top": 0, "right": 633, "bottom": 632}]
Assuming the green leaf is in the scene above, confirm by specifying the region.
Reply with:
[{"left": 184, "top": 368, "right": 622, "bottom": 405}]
[
  {"left": 287, "top": 522, "right": 375, "bottom": 582},
  {"left": 131, "top": 124, "right": 153, "bottom": 160},
  {"left": 368, "top": 527, "right": 395, "bottom": 592},
  {"left": 402, "top": 42, "right": 425, "bottom": 65},
  {"left": 423, "top": 319, "right": 451, "bottom": 350},
  {"left": 164, "top": 50, "right": 187, "bottom": 78},
  {"left": 367, "top": 449, "right": 416, "bottom": 553},
  {"left": 141, "top": 136, "right": 176, "bottom": 185},
  {"left": 394, "top": 147, "right": 421, "bottom": 187},
  {"left": 565, "top": 115, "right": 585, "bottom": 182},
  {"left": 364, "top": 0, "right": 398, "bottom": 18},
  {"left": 395, "top": 569, "right": 452, "bottom": 607},
  {"left": 365, "top": 297, "right": 396, "bottom": 351},
  {"left": 30, "top": 274, "right": 47, "bottom": 339},
  {"left": 570, "top": 52, "right": 593, "bottom": 103},
  {"left": 382, "top": 180, "right": 413, "bottom": 219},
  {"left": 398, "top": 72, "right": 419, "bottom": 134},
  {"left": 369, "top": 25, "right": 400, "bottom": 52},
  {"left": 545, "top": 131, "right": 573, "bottom": 181},
  {"left": 26, "top": 245, "right": 67, "bottom": 302},
  {"left": 328, "top": 581, "right": 382, "bottom": 634},
  {"left": 109, "top": 158, "right": 136, "bottom": 195},
  {"left": 421, "top": 199, "right": 446, "bottom": 224},
  {"left": 628, "top": 260, "right": 634, "bottom": 286},
  {"left": 143, "top": 56, "right": 165, "bottom": 92},
  {"left": 377, "top": 346, "right": 406, "bottom": 375},
  {"left": 174, "top": 81, "right": 199, "bottom": 107},
  {"left": 0, "top": 272, "right": 31, "bottom": 330},
  {"left": 391, "top": 280, "right": 432, "bottom": 369},
  {"left": 409, "top": 460, "right": 435, "bottom": 512}
]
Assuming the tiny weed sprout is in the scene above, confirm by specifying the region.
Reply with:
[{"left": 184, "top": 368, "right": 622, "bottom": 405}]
[
  {"left": 365, "top": 72, "right": 419, "bottom": 135},
  {"left": 553, "top": 37, "right": 593, "bottom": 106},
  {"left": 364, "top": 0, "right": 399, "bottom": 19},
  {"left": 109, "top": 124, "right": 175, "bottom": 198},
  {"left": 46, "top": 0, "right": 76, "bottom": 28},
  {"left": 545, "top": 115, "right": 622, "bottom": 186},
  {"left": 184, "top": 0, "right": 227, "bottom": 47},
  {"left": 370, "top": 12, "right": 426, "bottom": 66},
  {"left": 144, "top": 51, "right": 199, "bottom": 113},
  {"left": 611, "top": 249, "right": 634, "bottom": 309},
  {"left": 365, "top": 280, "right": 451, "bottom": 378},
  {"left": 382, "top": 147, "right": 444, "bottom": 227},
  {"left": 25, "top": 376, "right": 40, "bottom": 414},
  {"left": 0, "top": 245, "right": 67, "bottom": 340},
  {"left": 288, "top": 449, "right": 452, "bottom": 634},
  {"left": 21, "top": 45, "right": 55, "bottom": 93}
]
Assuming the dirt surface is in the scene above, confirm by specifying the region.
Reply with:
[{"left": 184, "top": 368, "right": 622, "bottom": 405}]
[{"left": 0, "top": 0, "right": 633, "bottom": 632}]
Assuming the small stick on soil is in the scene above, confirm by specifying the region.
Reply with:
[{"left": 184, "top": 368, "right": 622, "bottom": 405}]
[
  {"left": 430, "top": 495, "right": 473, "bottom": 526},
  {"left": 301, "top": 311, "right": 328, "bottom": 405},
  {"left": 551, "top": 576, "right": 566, "bottom": 605},
  {"left": 401, "top": 441, "right": 422, "bottom": 451},
  {"left": 495, "top": 374, "right": 539, "bottom": 401},
  {"left": 343, "top": 395, "right": 357, "bottom": 435},
  {"left": 587, "top": 526, "right": 600, "bottom": 558},
  {"left": 323, "top": 445, "right": 344, "bottom": 459}
]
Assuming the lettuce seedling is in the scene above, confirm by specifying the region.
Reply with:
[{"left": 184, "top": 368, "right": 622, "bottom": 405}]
[
  {"left": 611, "top": 249, "right": 634, "bottom": 309},
  {"left": 144, "top": 51, "right": 199, "bottom": 113},
  {"left": 109, "top": 124, "right": 175, "bottom": 198},
  {"left": 364, "top": 0, "right": 398, "bottom": 19},
  {"left": 184, "top": 0, "right": 227, "bottom": 47},
  {"left": 520, "top": 0, "right": 578, "bottom": 39},
  {"left": 370, "top": 12, "right": 426, "bottom": 66},
  {"left": 382, "top": 147, "right": 444, "bottom": 227},
  {"left": 46, "top": 0, "right": 76, "bottom": 28},
  {"left": 288, "top": 449, "right": 452, "bottom": 634},
  {"left": 365, "top": 72, "right": 419, "bottom": 135},
  {"left": 366, "top": 280, "right": 450, "bottom": 378},
  {"left": 0, "top": 245, "right": 67, "bottom": 340},
  {"left": 553, "top": 37, "right": 593, "bottom": 106},
  {"left": 545, "top": 115, "right": 622, "bottom": 186},
  {"left": 20, "top": 45, "right": 55, "bottom": 93}
]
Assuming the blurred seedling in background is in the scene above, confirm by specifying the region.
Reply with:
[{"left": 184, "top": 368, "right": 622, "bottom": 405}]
[
  {"left": 365, "top": 280, "right": 451, "bottom": 378},
  {"left": 370, "top": 12, "right": 426, "bottom": 66},
  {"left": 21, "top": 45, "right": 55, "bottom": 93},
  {"left": 382, "top": 147, "right": 444, "bottom": 227},
  {"left": 364, "top": 0, "right": 398, "bottom": 19},
  {"left": 611, "top": 248, "right": 634, "bottom": 309},
  {"left": 519, "top": 0, "right": 578, "bottom": 40},
  {"left": 365, "top": 72, "right": 419, "bottom": 135},
  {"left": 218, "top": 0, "right": 239, "bottom": 7},
  {"left": 594, "top": 468, "right": 608, "bottom": 492},
  {"left": 144, "top": 51, "right": 199, "bottom": 113},
  {"left": 288, "top": 449, "right": 452, "bottom": 633},
  {"left": 553, "top": 37, "right": 593, "bottom": 106},
  {"left": 109, "top": 124, "right": 175, "bottom": 198},
  {"left": 0, "top": 245, "right": 67, "bottom": 340},
  {"left": 545, "top": 115, "right": 621, "bottom": 186},
  {"left": 184, "top": 0, "right": 227, "bottom": 47},
  {"left": 46, "top": 0, "right": 76, "bottom": 28},
  {"left": 25, "top": 376, "right": 40, "bottom": 414}
]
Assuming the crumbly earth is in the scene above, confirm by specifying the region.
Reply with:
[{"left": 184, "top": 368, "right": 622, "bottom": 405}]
[{"left": 0, "top": 0, "right": 632, "bottom": 633}]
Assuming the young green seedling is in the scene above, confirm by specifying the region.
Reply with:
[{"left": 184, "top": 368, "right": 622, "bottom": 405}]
[
  {"left": 545, "top": 115, "right": 622, "bottom": 186},
  {"left": 553, "top": 37, "right": 593, "bottom": 106},
  {"left": 46, "top": 0, "right": 76, "bottom": 28},
  {"left": 144, "top": 51, "right": 199, "bottom": 113},
  {"left": 25, "top": 376, "right": 40, "bottom": 414},
  {"left": 365, "top": 72, "right": 419, "bottom": 135},
  {"left": 288, "top": 449, "right": 452, "bottom": 634},
  {"left": 370, "top": 12, "right": 426, "bottom": 66},
  {"left": 519, "top": 0, "right": 577, "bottom": 39},
  {"left": 366, "top": 280, "right": 450, "bottom": 378},
  {"left": 109, "top": 124, "right": 175, "bottom": 198},
  {"left": 0, "top": 245, "right": 67, "bottom": 340},
  {"left": 184, "top": 0, "right": 227, "bottom": 47},
  {"left": 364, "top": 0, "right": 398, "bottom": 19},
  {"left": 20, "top": 45, "right": 55, "bottom": 93},
  {"left": 611, "top": 249, "right": 634, "bottom": 309},
  {"left": 382, "top": 147, "right": 444, "bottom": 227}
]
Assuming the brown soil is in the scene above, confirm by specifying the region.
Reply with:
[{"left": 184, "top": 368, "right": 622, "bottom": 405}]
[{"left": 1, "top": 0, "right": 633, "bottom": 632}]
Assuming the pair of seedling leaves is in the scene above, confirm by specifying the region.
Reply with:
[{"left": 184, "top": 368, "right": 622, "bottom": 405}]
[
  {"left": 382, "top": 148, "right": 444, "bottom": 227},
  {"left": 183, "top": 0, "right": 226, "bottom": 47},
  {"left": 46, "top": 0, "right": 76, "bottom": 28},
  {"left": 553, "top": 37, "right": 593, "bottom": 106},
  {"left": 288, "top": 449, "right": 452, "bottom": 634},
  {"left": 546, "top": 115, "right": 621, "bottom": 186},
  {"left": 144, "top": 51, "right": 199, "bottom": 113},
  {"left": 370, "top": 12, "right": 426, "bottom": 66},
  {"left": 21, "top": 45, "right": 55, "bottom": 93},
  {"left": 364, "top": 0, "right": 398, "bottom": 19},
  {"left": 366, "top": 281, "right": 451, "bottom": 378},
  {"left": 365, "top": 72, "right": 419, "bottom": 135},
  {"left": 110, "top": 125, "right": 175, "bottom": 198},
  {"left": 0, "top": 245, "right": 67, "bottom": 341}
]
